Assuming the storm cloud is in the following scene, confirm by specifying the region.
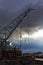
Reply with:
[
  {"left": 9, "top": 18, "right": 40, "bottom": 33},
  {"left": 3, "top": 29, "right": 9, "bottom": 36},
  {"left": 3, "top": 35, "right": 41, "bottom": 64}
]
[
  {"left": 0, "top": 0, "right": 43, "bottom": 30},
  {"left": 0, "top": 0, "right": 43, "bottom": 53},
  {"left": 0, "top": 0, "right": 43, "bottom": 40}
]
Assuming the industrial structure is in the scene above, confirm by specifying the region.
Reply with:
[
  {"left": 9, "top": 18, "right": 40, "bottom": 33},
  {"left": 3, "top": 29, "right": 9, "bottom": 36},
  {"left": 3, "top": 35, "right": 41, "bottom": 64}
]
[
  {"left": 0, "top": 6, "right": 34, "bottom": 65},
  {"left": 0, "top": 6, "right": 33, "bottom": 56},
  {"left": 0, "top": 7, "right": 33, "bottom": 40}
]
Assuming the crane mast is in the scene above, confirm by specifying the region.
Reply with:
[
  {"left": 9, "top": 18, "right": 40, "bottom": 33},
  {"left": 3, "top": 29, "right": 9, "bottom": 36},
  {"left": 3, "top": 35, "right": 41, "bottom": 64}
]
[{"left": 0, "top": 7, "right": 33, "bottom": 40}]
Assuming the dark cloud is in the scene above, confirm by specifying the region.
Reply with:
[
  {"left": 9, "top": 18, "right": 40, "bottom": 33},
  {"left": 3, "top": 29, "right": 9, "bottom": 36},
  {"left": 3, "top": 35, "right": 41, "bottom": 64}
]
[
  {"left": 0, "top": 0, "right": 30, "bottom": 30},
  {"left": 0, "top": 0, "right": 43, "bottom": 39},
  {"left": 14, "top": 8, "right": 43, "bottom": 35},
  {"left": 0, "top": 0, "right": 43, "bottom": 30},
  {"left": 10, "top": 8, "right": 43, "bottom": 40}
]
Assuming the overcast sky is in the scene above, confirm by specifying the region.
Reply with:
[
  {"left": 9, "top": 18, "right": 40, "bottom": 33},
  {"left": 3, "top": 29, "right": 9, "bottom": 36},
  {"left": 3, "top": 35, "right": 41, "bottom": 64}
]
[
  {"left": 0, "top": 0, "right": 43, "bottom": 40},
  {"left": 1, "top": 0, "right": 43, "bottom": 53},
  {"left": 0, "top": 0, "right": 43, "bottom": 29}
]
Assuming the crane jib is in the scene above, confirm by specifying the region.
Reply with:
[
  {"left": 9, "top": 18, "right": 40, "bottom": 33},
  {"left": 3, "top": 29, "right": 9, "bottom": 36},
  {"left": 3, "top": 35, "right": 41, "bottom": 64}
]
[{"left": 0, "top": 8, "right": 34, "bottom": 40}]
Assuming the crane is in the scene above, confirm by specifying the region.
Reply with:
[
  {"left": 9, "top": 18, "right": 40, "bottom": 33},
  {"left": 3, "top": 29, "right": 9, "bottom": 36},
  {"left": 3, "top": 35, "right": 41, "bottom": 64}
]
[
  {"left": 0, "top": 7, "right": 33, "bottom": 41},
  {"left": 0, "top": 6, "right": 34, "bottom": 60}
]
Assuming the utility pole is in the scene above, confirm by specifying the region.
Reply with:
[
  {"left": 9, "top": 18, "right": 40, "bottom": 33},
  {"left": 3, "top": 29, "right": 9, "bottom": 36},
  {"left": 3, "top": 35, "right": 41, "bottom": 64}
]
[{"left": 4, "top": 27, "right": 6, "bottom": 46}]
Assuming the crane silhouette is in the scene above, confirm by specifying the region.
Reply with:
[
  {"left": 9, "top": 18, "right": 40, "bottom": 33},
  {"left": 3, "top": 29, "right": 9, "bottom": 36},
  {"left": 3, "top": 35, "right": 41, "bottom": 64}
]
[{"left": 0, "top": 7, "right": 34, "bottom": 41}]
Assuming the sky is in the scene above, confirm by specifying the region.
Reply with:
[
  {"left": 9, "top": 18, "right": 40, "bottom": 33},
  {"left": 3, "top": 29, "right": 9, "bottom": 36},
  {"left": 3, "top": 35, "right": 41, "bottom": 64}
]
[
  {"left": 0, "top": 0, "right": 43, "bottom": 29},
  {"left": 0, "top": 0, "right": 43, "bottom": 53}
]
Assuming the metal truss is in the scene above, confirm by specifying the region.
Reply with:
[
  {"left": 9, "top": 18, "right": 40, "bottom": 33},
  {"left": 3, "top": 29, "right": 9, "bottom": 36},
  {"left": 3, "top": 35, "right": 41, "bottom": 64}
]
[{"left": 0, "top": 7, "right": 33, "bottom": 40}]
